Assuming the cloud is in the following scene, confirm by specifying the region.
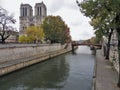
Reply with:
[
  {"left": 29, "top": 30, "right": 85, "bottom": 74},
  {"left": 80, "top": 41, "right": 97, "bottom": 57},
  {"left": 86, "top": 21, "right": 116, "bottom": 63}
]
[
  {"left": 70, "top": 21, "right": 82, "bottom": 26},
  {"left": 47, "top": 0, "right": 65, "bottom": 13},
  {"left": 51, "top": 6, "right": 94, "bottom": 40},
  {"left": 1, "top": 0, "right": 94, "bottom": 40},
  {"left": 0, "top": 0, "right": 2, "bottom": 6},
  {"left": 64, "top": 0, "right": 78, "bottom": 10},
  {"left": 70, "top": 24, "right": 94, "bottom": 40},
  {"left": 47, "top": 0, "right": 78, "bottom": 13},
  {"left": 52, "top": 7, "right": 81, "bottom": 25}
]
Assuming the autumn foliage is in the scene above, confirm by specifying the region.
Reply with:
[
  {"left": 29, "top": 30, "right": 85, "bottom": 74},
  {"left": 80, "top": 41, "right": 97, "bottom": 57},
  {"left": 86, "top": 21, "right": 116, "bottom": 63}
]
[{"left": 19, "top": 26, "right": 45, "bottom": 43}]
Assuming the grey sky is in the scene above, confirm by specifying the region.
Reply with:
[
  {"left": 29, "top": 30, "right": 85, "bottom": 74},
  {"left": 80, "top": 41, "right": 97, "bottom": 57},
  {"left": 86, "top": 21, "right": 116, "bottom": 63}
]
[{"left": 1, "top": 0, "right": 95, "bottom": 40}]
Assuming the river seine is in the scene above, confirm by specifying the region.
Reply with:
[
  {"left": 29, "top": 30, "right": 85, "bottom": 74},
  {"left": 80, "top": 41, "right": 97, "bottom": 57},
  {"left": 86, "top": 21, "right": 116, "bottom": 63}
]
[{"left": 0, "top": 46, "right": 95, "bottom": 90}]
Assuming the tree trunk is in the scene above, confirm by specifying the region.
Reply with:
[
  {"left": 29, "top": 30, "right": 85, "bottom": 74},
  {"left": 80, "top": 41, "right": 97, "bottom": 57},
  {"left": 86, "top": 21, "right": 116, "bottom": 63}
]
[
  {"left": 1, "top": 38, "right": 5, "bottom": 43},
  {"left": 1, "top": 35, "right": 5, "bottom": 43},
  {"left": 105, "top": 29, "right": 114, "bottom": 59},
  {"left": 115, "top": 14, "right": 120, "bottom": 87},
  {"left": 117, "top": 29, "right": 120, "bottom": 87},
  {"left": 0, "top": 34, "right": 10, "bottom": 44}
]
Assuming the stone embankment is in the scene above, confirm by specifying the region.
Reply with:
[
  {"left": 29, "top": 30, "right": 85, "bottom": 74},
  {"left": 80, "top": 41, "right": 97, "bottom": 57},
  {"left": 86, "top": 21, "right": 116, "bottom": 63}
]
[
  {"left": 92, "top": 50, "right": 120, "bottom": 90},
  {"left": 0, "top": 44, "right": 72, "bottom": 76}
]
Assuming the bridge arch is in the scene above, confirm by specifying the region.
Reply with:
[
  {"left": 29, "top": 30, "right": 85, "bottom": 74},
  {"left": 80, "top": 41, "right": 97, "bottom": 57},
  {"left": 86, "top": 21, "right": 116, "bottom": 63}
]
[{"left": 71, "top": 42, "right": 102, "bottom": 51}]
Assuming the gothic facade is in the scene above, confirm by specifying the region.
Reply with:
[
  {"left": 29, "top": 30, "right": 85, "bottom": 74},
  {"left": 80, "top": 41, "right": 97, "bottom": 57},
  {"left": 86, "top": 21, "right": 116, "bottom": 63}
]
[{"left": 19, "top": 2, "right": 47, "bottom": 35}]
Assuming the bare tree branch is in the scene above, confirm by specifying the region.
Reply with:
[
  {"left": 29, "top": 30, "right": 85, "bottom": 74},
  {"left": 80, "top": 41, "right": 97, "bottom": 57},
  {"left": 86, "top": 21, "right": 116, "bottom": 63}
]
[{"left": 0, "top": 7, "right": 17, "bottom": 43}]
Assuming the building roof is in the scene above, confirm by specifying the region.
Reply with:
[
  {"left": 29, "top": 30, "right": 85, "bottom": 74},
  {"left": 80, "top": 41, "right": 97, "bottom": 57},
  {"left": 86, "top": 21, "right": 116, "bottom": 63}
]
[
  {"left": 35, "top": 2, "right": 46, "bottom": 9},
  {"left": 20, "top": 3, "right": 32, "bottom": 8}
]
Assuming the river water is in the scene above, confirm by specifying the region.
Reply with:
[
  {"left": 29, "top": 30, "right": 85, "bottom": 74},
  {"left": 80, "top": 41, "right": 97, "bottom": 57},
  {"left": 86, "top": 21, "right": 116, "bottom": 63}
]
[{"left": 0, "top": 46, "right": 95, "bottom": 90}]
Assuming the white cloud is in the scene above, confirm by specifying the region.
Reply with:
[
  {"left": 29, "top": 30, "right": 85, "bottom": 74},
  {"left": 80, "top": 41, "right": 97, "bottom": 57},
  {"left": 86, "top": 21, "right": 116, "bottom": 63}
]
[
  {"left": 64, "top": 0, "right": 78, "bottom": 10},
  {"left": 1, "top": 0, "right": 94, "bottom": 40},
  {"left": 46, "top": 0, "right": 65, "bottom": 13},
  {"left": 52, "top": 6, "right": 94, "bottom": 40}
]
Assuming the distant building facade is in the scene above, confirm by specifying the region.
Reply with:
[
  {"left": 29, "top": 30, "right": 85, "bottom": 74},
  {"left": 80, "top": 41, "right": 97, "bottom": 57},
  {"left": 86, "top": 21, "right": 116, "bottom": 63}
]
[{"left": 19, "top": 2, "right": 47, "bottom": 35}]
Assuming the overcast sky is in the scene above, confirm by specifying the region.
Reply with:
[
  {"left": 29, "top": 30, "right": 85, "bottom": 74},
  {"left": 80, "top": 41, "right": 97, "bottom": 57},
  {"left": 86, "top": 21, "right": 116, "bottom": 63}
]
[{"left": 0, "top": 0, "right": 95, "bottom": 40}]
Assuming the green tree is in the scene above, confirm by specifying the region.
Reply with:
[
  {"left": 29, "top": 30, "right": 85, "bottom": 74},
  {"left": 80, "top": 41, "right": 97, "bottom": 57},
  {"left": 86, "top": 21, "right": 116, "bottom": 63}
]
[
  {"left": 19, "top": 35, "right": 28, "bottom": 43},
  {"left": 77, "top": 0, "right": 114, "bottom": 59},
  {"left": 25, "top": 25, "right": 45, "bottom": 43},
  {"left": 19, "top": 25, "right": 45, "bottom": 43},
  {"left": 41, "top": 15, "right": 69, "bottom": 44},
  {"left": 76, "top": 0, "right": 120, "bottom": 87},
  {"left": 90, "top": 17, "right": 114, "bottom": 59}
]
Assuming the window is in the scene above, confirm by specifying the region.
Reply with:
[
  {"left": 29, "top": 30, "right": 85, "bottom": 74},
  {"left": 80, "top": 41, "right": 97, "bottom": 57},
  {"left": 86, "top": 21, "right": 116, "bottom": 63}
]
[
  {"left": 40, "top": 7, "right": 42, "bottom": 16},
  {"left": 25, "top": 7, "right": 27, "bottom": 16},
  {"left": 37, "top": 7, "right": 39, "bottom": 16},
  {"left": 23, "top": 8, "right": 24, "bottom": 16}
]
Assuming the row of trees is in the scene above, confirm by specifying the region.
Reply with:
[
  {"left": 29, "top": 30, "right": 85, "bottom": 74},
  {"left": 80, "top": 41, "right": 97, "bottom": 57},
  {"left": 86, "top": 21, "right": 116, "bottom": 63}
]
[
  {"left": 76, "top": 0, "right": 120, "bottom": 87},
  {"left": 19, "top": 15, "right": 71, "bottom": 44}
]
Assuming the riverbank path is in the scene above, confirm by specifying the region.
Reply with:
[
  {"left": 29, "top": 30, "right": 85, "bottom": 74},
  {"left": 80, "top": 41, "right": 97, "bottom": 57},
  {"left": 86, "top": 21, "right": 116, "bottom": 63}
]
[{"left": 95, "top": 50, "right": 120, "bottom": 90}]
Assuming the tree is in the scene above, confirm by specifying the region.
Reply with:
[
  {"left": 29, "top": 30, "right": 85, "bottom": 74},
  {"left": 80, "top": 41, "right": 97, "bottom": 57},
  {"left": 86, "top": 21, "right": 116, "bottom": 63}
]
[
  {"left": 19, "top": 25, "right": 45, "bottom": 43},
  {"left": 41, "top": 15, "right": 70, "bottom": 44},
  {"left": 77, "top": 0, "right": 114, "bottom": 59},
  {"left": 26, "top": 25, "right": 45, "bottom": 43},
  {"left": 19, "top": 35, "right": 28, "bottom": 43},
  {"left": 76, "top": 0, "right": 120, "bottom": 87},
  {"left": 0, "top": 7, "right": 16, "bottom": 43},
  {"left": 90, "top": 17, "right": 114, "bottom": 59}
]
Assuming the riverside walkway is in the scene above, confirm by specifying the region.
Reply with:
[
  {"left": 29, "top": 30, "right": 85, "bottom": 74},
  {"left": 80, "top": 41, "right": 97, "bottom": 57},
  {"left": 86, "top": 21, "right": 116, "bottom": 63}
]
[{"left": 95, "top": 50, "right": 120, "bottom": 90}]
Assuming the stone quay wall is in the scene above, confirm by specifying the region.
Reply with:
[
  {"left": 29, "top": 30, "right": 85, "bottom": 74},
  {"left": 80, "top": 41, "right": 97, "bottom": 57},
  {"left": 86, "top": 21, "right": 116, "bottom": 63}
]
[
  {"left": 109, "top": 45, "right": 119, "bottom": 73},
  {"left": 0, "top": 44, "right": 72, "bottom": 76}
]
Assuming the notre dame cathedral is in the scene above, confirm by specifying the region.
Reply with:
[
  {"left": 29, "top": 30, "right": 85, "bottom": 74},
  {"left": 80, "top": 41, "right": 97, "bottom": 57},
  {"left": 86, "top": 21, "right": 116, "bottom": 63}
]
[{"left": 19, "top": 2, "right": 47, "bottom": 35}]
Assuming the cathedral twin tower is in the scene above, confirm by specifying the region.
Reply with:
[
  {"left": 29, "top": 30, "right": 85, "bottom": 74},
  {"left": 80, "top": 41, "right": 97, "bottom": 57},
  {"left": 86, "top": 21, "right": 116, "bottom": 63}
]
[{"left": 19, "top": 2, "right": 47, "bottom": 35}]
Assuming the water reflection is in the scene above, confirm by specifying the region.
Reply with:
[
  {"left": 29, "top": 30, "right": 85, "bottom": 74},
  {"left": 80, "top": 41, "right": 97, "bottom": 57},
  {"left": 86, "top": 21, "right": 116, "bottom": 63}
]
[
  {"left": 0, "top": 55, "right": 70, "bottom": 90},
  {"left": 0, "top": 46, "right": 95, "bottom": 90}
]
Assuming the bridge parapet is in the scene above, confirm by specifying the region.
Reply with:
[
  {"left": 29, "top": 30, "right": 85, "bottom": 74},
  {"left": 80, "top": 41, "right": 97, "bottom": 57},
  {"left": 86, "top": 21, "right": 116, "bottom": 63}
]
[{"left": 72, "top": 43, "right": 102, "bottom": 49}]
